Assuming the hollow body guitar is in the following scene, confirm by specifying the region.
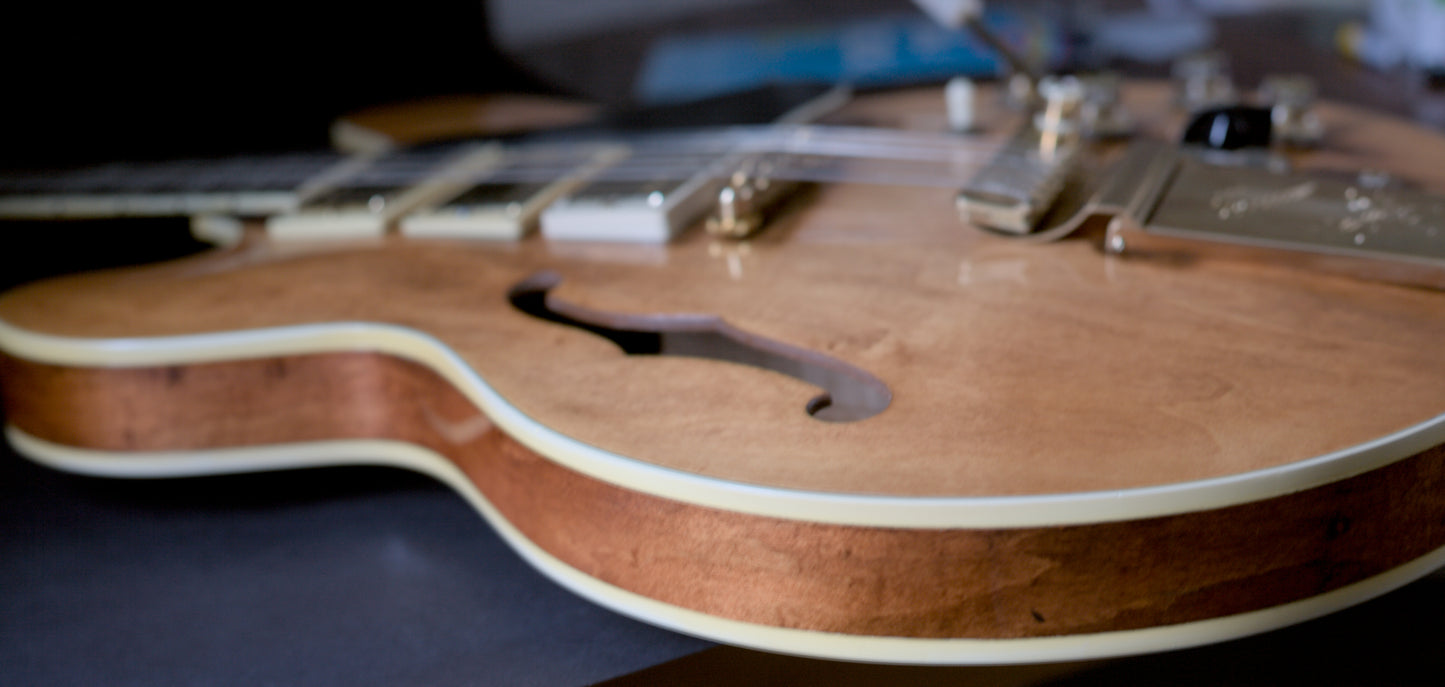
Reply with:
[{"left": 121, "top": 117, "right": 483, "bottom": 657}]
[{"left": 4, "top": 84, "right": 1445, "bottom": 664}]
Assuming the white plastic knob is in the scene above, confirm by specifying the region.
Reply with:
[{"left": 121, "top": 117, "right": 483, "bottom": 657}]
[
  {"left": 945, "top": 77, "right": 979, "bottom": 133},
  {"left": 912, "top": 0, "right": 983, "bottom": 28}
]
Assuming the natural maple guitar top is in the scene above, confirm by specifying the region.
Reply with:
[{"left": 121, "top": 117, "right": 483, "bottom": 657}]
[{"left": 5, "top": 86, "right": 1445, "bottom": 499}]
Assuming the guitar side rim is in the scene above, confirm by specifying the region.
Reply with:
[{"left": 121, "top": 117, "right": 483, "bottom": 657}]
[{"left": 10, "top": 427, "right": 1445, "bottom": 665}]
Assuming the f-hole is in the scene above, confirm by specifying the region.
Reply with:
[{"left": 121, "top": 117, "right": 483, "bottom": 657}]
[{"left": 507, "top": 271, "right": 891, "bottom": 423}]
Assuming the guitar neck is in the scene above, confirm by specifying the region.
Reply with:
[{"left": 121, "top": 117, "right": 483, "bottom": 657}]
[
  {"left": 0, "top": 151, "right": 348, "bottom": 220},
  {"left": 0, "top": 124, "right": 1039, "bottom": 244}
]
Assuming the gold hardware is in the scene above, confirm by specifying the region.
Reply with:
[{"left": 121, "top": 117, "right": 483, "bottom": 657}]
[{"left": 705, "top": 164, "right": 797, "bottom": 240}]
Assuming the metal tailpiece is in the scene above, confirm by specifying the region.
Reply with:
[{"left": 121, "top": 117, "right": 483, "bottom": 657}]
[{"left": 1102, "top": 143, "right": 1445, "bottom": 290}]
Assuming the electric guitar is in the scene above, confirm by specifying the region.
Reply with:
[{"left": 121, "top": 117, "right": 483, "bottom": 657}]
[{"left": 3, "top": 81, "right": 1445, "bottom": 665}]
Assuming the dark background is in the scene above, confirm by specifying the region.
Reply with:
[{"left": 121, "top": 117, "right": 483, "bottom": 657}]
[
  {"left": 4, "top": 0, "right": 1441, "bottom": 167},
  {"left": 0, "top": 0, "right": 549, "bottom": 166}
]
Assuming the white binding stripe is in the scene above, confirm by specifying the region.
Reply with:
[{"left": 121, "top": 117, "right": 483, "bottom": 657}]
[
  {"left": 10, "top": 427, "right": 1445, "bottom": 664},
  {"left": 3, "top": 317, "right": 1444, "bottom": 529}
]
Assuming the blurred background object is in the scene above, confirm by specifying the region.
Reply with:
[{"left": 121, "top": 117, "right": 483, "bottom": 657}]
[
  {"left": 4, "top": 0, "right": 1443, "bottom": 170},
  {"left": 491, "top": 0, "right": 1070, "bottom": 105},
  {"left": 483, "top": 0, "right": 1444, "bottom": 125},
  {"left": 1338, "top": 0, "right": 1445, "bottom": 74}
]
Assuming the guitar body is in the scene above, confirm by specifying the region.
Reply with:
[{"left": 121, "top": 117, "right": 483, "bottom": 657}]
[{"left": 5, "top": 85, "right": 1445, "bottom": 664}]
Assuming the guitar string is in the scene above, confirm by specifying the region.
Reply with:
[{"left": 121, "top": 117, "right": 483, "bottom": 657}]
[
  {"left": 0, "top": 135, "right": 1036, "bottom": 191},
  {"left": 329, "top": 126, "right": 1055, "bottom": 193},
  {"left": 0, "top": 125, "right": 1064, "bottom": 197}
]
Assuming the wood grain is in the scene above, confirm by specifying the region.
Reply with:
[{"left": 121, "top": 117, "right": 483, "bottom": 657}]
[
  {"left": 6, "top": 350, "right": 1445, "bottom": 639},
  {"left": 3, "top": 206, "right": 1445, "bottom": 498}
]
